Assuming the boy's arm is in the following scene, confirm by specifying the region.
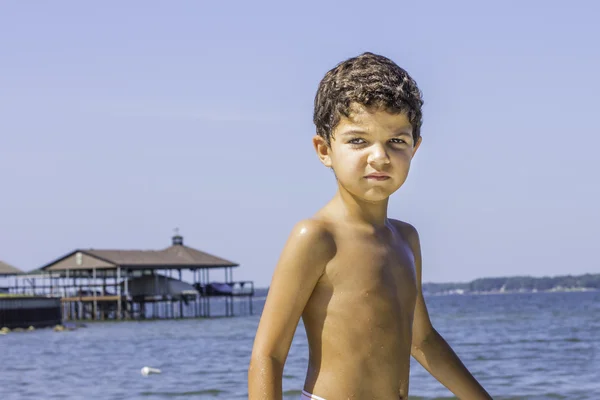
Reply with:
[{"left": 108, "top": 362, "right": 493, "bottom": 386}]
[
  {"left": 404, "top": 223, "right": 492, "bottom": 400},
  {"left": 248, "top": 220, "right": 335, "bottom": 400}
]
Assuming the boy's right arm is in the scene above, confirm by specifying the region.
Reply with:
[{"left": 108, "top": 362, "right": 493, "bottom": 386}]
[{"left": 248, "top": 219, "right": 335, "bottom": 400}]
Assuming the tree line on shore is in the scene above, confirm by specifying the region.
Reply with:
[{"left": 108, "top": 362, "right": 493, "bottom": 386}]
[{"left": 422, "top": 273, "right": 600, "bottom": 294}]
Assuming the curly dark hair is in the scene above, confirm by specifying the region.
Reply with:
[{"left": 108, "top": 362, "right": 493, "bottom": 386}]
[{"left": 313, "top": 52, "right": 424, "bottom": 146}]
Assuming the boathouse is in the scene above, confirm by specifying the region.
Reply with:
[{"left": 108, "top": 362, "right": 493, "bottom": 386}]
[{"left": 11, "top": 233, "right": 254, "bottom": 321}]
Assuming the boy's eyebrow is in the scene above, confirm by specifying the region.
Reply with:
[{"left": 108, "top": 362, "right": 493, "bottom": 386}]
[
  {"left": 340, "top": 129, "right": 368, "bottom": 136},
  {"left": 340, "top": 129, "right": 413, "bottom": 137}
]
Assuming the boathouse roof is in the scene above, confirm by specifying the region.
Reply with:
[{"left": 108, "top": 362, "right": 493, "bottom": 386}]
[
  {"left": 0, "top": 260, "right": 23, "bottom": 276},
  {"left": 39, "top": 233, "right": 239, "bottom": 272}
]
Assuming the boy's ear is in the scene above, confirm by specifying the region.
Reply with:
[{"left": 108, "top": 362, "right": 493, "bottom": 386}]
[
  {"left": 312, "top": 135, "right": 333, "bottom": 168},
  {"left": 412, "top": 136, "right": 422, "bottom": 158}
]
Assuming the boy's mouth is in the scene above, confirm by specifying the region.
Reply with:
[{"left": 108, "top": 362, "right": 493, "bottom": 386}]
[{"left": 365, "top": 173, "right": 390, "bottom": 181}]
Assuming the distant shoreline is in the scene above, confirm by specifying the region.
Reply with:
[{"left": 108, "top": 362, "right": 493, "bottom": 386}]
[
  {"left": 424, "top": 287, "right": 598, "bottom": 296},
  {"left": 422, "top": 273, "right": 600, "bottom": 296}
]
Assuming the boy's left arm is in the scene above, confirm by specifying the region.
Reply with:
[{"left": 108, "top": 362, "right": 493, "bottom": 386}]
[{"left": 404, "top": 223, "right": 492, "bottom": 400}]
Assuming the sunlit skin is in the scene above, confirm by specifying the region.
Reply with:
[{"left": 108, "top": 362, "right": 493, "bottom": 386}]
[{"left": 249, "top": 104, "right": 492, "bottom": 400}]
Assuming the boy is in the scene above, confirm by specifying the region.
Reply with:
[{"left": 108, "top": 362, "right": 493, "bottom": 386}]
[{"left": 248, "top": 52, "right": 491, "bottom": 400}]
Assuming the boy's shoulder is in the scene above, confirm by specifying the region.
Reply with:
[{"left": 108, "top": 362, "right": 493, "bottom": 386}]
[
  {"left": 287, "top": 218, "right": 336, "bottom": 253},
  {"left": 276, "top": 218, "right": 337, "bottom": 282},
  {"left": 389, "top": 218, "right": 420, "bottom": 246}
]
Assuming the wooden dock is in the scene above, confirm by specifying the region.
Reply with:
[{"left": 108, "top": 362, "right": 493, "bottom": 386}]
[{"left": 5, "top": 233, "right": 255, "bottom": 321}]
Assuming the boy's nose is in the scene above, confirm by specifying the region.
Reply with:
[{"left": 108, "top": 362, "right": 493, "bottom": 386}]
[{"left": 367, "top": 143, "right": 391, "bottom": 167}]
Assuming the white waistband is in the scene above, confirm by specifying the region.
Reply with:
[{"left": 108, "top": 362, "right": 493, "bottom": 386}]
[{"left": 301, "top": 389, "right": 327, "bottom": 400}]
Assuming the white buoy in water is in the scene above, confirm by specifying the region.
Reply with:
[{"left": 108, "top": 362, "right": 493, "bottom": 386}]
[{"left": 141, "top": 367, "right": 161, "bottom": 376}]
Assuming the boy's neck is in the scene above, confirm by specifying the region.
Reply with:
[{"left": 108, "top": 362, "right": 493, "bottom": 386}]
[{"left": 332, "top": 188, "right": 390, "bottom": 229}]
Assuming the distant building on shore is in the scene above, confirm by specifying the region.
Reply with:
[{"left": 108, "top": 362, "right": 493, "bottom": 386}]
[{"left": 6, "top": 232, "right": 254, "bottom": 321}]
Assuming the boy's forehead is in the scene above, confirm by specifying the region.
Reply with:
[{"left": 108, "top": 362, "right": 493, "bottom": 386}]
[{"left": 341, "top": 104, "right": 412, "bottom": 130}]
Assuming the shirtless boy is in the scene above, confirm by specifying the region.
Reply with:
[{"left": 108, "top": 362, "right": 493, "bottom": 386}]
[{"left": 248, "top": 52, "right": 492, "bottom": 400}]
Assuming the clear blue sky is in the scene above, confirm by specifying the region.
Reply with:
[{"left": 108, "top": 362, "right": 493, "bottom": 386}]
[{"left": 1, "top": 1, "right": 599, "bottom": 287}]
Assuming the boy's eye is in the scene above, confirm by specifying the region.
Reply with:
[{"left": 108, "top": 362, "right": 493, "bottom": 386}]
[
  {"left": 348, "top": 138, "right": 366, "bottom": 145},
  {"left": 390, "top": 138, "right": 407, "bottom": 144}
]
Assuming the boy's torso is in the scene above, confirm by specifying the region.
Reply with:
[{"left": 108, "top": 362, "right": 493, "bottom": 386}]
[{"left": 301, "top": 217, "right": 418, "bottom": 399}]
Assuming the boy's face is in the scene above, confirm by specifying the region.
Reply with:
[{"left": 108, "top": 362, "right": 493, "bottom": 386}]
[{"left": 313, "top": 104, "right": 421, "bottom": 202}]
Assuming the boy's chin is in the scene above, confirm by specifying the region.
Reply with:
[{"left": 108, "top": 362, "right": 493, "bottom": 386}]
[
  {"left": 337, "top": 180, "right": 399, "bottom": 202},
  {"left": 360, "top": 190, "right": 395, "bottom": 202},
  {"left": 346, "top": 186, "right": 397, "bottom": 202}
]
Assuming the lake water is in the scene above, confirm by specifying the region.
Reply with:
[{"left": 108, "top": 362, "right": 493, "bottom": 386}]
[{"left": 1, "top": 291, "right": 599, "bottom": 399}]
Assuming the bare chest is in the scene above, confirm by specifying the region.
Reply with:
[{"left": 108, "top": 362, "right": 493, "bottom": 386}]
[{"left": 325, "top": 234, "right": 417, "bottom": 304}]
